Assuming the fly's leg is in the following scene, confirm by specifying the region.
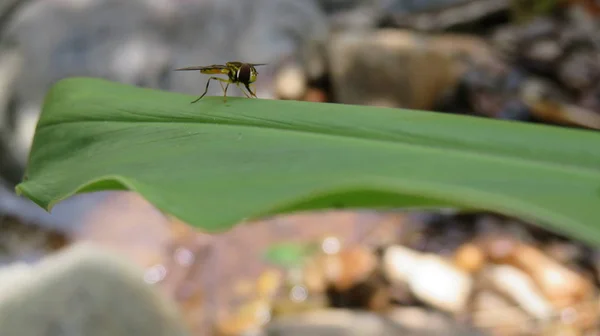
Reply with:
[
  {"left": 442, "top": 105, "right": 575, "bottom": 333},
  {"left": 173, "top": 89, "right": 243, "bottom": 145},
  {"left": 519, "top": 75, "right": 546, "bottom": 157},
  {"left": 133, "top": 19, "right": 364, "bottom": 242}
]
[
  {"left": 191, "top": 77, "right": 232, "bottom": 103},
  {"left": 191, "top": 78, "right": 212, "bottom": 103},
  {"left": 244, "top": 83, "right": 258, "bottom": 98},
  {"left": 236, "top": 83, "right": 252, "bottom": 98},
  {"left": 221, "top": 81, "right": 230, "bottom": 103}
]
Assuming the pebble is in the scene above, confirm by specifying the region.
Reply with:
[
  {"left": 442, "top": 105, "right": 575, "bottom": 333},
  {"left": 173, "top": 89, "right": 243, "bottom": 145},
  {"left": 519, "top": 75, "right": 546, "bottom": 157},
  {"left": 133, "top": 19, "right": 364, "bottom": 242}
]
[{"left": 0, "top": 242, "right": 189, "bottom": 336}]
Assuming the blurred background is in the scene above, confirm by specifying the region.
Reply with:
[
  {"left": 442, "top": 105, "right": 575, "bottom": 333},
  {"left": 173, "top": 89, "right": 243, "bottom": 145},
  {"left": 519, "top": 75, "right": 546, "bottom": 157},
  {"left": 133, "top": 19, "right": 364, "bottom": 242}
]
[{"left": 0, "top": 0, "right": 599, "bottom": 335}]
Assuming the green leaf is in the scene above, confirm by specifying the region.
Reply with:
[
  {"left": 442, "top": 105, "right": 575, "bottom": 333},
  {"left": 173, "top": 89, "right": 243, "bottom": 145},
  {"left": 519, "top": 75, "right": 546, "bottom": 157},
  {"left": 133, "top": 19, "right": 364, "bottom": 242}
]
[
  {"left": 262, "top": 241, "right": 320, "bottom": 268},
  {"left": 15, "top": 77, "right": 600, "bottom": 245}
]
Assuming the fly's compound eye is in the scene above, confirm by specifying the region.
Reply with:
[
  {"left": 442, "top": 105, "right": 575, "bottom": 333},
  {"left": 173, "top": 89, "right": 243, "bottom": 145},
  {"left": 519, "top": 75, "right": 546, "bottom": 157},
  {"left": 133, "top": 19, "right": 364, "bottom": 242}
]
[{"left": 250, "top": 69, "right": 258, "bottom": 83}]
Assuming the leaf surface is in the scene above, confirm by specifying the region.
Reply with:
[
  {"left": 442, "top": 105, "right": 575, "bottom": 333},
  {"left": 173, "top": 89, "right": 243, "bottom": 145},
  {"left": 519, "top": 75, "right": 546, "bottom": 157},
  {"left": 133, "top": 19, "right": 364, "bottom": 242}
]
[{"left": 16, "top": 78, "right": 600, "bottom": 245}]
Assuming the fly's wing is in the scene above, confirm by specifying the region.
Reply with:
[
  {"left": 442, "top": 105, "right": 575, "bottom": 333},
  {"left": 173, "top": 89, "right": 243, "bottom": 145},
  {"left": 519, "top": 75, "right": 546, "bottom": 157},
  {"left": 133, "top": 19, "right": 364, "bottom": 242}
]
[
  {"left": 226, "top": 61, "right": 243, "bottom": 68},
  {"left": 174, "top": 64, "right": 230, "bottom": 75},
  {"left": 223, "top": 62, "right": 267, "bottom": 71}
]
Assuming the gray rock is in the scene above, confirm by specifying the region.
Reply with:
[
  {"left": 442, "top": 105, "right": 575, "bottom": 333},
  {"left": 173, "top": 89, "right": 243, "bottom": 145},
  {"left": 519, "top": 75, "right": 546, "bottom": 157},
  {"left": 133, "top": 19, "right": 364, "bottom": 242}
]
[
  {"left": 3, "top": 0, "right": 332, "bottom": 101},
  {"left": 0, "top": 242, "right": 189, "bottom": 336},
  {"left": 0, "top": 0, "right": 32, "bottom": 34}
]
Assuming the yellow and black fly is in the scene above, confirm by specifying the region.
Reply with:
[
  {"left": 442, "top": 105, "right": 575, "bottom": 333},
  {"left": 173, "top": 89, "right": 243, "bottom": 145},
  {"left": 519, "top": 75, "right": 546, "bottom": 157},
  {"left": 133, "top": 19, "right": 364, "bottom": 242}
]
[{"left": 175, "top": 61, "right": 266, "bottom": 103}]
